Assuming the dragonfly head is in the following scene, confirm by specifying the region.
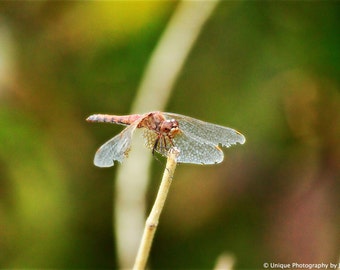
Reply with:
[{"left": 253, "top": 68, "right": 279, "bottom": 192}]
[{"left": 160, "top": 119, "right": 180, "bottom": 138}]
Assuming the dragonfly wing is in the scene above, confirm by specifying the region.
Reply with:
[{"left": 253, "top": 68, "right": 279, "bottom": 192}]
[
  {"left": 94, "top": 124, "right": 138, "bottom": 167},
  {"left": 143, "top": 129, "right": 159, "bottom": 150},
  {"left": 144, "top": 128, "right": 223, "bottom": 164},
  {"left": 173, "top": 132, "right": 224, "bottom": 164},
  {"left": 163, "top": 112, "right": 246, "bottom": 147}
]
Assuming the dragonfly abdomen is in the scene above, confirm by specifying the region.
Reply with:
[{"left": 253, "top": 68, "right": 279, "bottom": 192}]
[{"left": 86, "top": 114, "right": 142, "bottom": 126}]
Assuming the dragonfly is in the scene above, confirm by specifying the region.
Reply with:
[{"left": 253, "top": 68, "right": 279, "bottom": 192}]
[{"left": 86, "top": 111, "right": 246, "bottom": 167}]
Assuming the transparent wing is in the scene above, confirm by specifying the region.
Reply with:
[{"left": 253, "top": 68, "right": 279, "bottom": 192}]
[
  {"left": 94, "top": 124, "right": 138, "bottom": 167},
  {"left": 163, "top": 112, "right": 246, "bottom": 147},
  {"left": 143, "top": 129, "right": 160, "bottom": 151},
  {"left": 143, "top": 129, "right": 224, "bottom": 164},
  {"left": 173, "top": 132, "right": 224, "bottom": 164}
]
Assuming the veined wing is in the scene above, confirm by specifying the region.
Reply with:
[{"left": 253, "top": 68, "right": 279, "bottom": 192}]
[
  {"left": 94, "top": 123, "right": 138, "bottom": 167},
  {"left": 143, "top": 129, "right": 224, "bottom": 164},
  {"left": 163, "top": 112, "right": 246, "bottom": 147},
  {"left": 173, "top": 132, "right": 224, "bottom": 164}
]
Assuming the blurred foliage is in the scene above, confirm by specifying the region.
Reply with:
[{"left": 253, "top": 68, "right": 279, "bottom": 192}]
[{"left": 0, "top": 1, "right": 339, "bottom": 269}]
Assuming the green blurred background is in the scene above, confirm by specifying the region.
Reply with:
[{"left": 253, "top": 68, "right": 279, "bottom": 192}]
[{"left": 0, "top": 1, "right": 339, "bottom": 269}]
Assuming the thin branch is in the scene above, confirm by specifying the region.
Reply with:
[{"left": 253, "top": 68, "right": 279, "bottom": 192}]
[
  {"left": 133, "top": 148, "right": 180, "bottom": 270},
  {"left": 213, "top": 252, "right": 235, "bottom": 270},
  {"left": 115, "top": 1, "right": 221, "bottom": 268}
]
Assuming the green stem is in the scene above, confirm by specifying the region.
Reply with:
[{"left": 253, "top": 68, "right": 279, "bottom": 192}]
[{"left": 133, "top": 148, "right": 179, "bottom": 270}]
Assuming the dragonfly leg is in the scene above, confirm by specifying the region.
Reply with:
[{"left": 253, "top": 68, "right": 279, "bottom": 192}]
[
  {"left": 152, "top": 135, "right": 175, "bottom": 156},
  {"left": 162, "top": 136, "right": 167, "bottom": 151},
  {"left": 168, "top": 136, "right": 175, "bottom": 147},
  {"left": 152, "top": 137, "right": 160, "bottom": 156}
]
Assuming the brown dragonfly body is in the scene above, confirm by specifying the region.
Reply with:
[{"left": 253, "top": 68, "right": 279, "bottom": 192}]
[{"left": 87, "top": 111, "right": 245, "bottom": 167}]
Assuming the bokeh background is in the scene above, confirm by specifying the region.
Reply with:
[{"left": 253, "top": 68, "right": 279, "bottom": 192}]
[{"left": 0, "top": 1, "right": 339, "bottom": 269}]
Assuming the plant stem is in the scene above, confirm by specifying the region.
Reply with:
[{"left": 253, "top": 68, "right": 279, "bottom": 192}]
[
  {"left": 115, "top": 1, "right": 221, "bottom": 267},
  {"left": 133, "top": 148, "right": 179, "bottom": 270}
]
